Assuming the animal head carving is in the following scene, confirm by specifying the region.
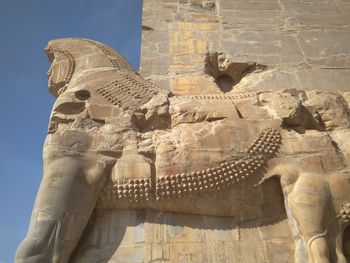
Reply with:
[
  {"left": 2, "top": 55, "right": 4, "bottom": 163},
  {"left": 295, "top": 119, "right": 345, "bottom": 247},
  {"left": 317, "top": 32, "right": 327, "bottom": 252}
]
[{"left": 45, "top": 38, "right": 138, "bottom": 96}]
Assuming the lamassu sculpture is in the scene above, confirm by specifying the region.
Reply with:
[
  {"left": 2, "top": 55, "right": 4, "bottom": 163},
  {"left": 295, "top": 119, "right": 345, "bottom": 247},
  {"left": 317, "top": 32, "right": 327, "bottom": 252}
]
[{"left": 16, "top": 38, "right": 350, "bottom": 263}]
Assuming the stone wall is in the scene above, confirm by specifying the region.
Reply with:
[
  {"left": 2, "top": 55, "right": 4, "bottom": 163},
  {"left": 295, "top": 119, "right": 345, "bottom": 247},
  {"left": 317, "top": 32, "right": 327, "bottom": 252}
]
[
  {"left": 135, "top": 1, "right": 350, "bottom": 262},
  {"left": 140, "top": 0, "right": 350, "bottom": 95}
]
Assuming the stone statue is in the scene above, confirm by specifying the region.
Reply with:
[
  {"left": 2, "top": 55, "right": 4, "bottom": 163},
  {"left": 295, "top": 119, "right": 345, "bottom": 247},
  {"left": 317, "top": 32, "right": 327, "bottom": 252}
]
[{"left": 15, "top": 38, "right": 350, "bottom": 263}]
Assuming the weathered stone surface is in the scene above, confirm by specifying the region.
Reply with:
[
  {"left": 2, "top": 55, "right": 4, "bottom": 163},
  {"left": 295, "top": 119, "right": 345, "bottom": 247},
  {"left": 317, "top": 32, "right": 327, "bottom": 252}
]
[
  {"left": 16, "top": 0, "right": 350, "bottom": 262},
  {"left": 296, "top": 31, "right": 350, "bottom": 68},
  {"left": 171, "top": 75, "right": 220, "bottom": 95},
  {"left": 220, "top": 31, "right": 305, "bottom": 66},
  {"left": 15, "top": 37, "right": 350, "bottom": 263},
  {"left": 296, "top": 69, "right": 350, "bottom": 92},
  {"left": 220, "top": 10, "right": 285, "bottom": 30},
  {"left": 218, "top": 0, "right": 281, "bottom": 11},
  {"left": 304, "top": 91, "right": 350, "bottom": 131},
  {"left": 141, "top": 0, "right": 350, "bottom": 94}
]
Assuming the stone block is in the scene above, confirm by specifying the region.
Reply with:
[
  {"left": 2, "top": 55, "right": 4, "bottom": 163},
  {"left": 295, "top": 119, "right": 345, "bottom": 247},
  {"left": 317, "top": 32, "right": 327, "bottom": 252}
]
[
  {"left": 221, "top": 31, "right": 305, "bottom": 66},
  {"left": 171, "top": 75, "right": 220, "bottom": 95},
  {"left": 286, "top": 14, "right": 350, "bottom": 30},
  {"left": 168, "top": 22, "right": 219, "bottom": 31},
  {"left": 280, "top": 0, "right": 340, "bottom": 15},
  {"left": 218, "top": 0, "right": 282, "bottom": 11},
  {"left": 297, "top": 69, "right": 350, "bottom": 92},
  {"left": 296, "top": 30, "right": 350, "bottom": 68},
  {"left": 220, "top": 10, "right": 285, "bottom": 31}
]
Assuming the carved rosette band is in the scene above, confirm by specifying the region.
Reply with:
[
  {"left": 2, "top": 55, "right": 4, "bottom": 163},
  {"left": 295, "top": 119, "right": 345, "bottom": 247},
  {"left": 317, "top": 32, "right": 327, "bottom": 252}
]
[
  {"left": 101, "top": 178, "right": 152, "bottom": 204},
  {"left": 171, "top": 92, "right": 257, "bottom": 101},
  {"left": 99, "top": 128, "right": 281, "bottom": 205}
]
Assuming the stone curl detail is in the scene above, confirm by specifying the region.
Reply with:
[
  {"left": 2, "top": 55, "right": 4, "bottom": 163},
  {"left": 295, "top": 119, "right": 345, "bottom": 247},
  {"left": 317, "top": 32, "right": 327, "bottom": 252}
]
[{"left": 45, "top": 46, "right": 75, "bottom": 94}]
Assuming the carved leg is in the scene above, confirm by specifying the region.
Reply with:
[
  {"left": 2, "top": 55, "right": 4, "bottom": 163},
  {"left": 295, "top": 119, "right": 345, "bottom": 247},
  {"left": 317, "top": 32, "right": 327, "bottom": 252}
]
[
  {"left": 15, "top": 155, "right": 106, "bottom": 263},
  {"left": 282, "top": 174, "right": 332, "bottom": 263},
  {"left": 308, "top": 232, "right": 330, "bottom": 263},
  {"left": 343, "top": 227, "right": 350, "bottom": 261},
  {"left": 334, "top": 227, "right": 347, "bottom": 263}
]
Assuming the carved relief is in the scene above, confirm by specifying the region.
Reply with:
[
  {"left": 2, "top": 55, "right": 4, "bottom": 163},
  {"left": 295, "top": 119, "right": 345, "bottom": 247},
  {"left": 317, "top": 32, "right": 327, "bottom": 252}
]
[
  {"left": 15, "top": 38, "right": 350, "bottom": 263},
  {"left": 96, "top": 73, "right": 158, "bottom": 110}
]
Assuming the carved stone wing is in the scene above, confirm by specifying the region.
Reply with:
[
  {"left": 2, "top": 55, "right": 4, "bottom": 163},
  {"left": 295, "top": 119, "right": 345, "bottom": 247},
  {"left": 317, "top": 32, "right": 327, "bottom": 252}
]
[{"left": 96, "top": 71, "right": 162, "bottom": 111}]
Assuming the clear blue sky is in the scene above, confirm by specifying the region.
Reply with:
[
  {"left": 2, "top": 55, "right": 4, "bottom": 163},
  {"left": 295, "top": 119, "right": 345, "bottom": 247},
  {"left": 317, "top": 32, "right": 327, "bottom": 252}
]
[{"left": 0, "top": 1, "right": 142, "bottom": 262}]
